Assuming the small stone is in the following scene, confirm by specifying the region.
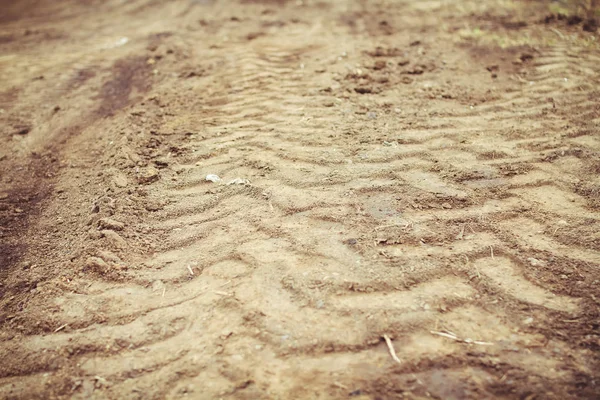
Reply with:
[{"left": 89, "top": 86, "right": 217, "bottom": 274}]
[
  {"left": 98, "top": 218, "right": 125, "bottom": 231},
  {"left": 138, "top": 167, "right": 160, "bottom": 184},
  {"left": 523, "top": 317, "right": 534, "bottom": 325},
  {"left": 112, "top": 173, "right": 128, "bottom": 188},
  {"left": 88, "top": 230, "right": 103, "bottom": 240},
  {"left": 442, "top": 202, "right": 452, "bottom": 209},
  {"left": 528, "top": 257, "right": 545, "bottom": 267},
  {"left": 227, "top": 178, "right": 249, "bottom": 185},
  {"left": 101, "top": 230, "right": 127, "bottom": 249},
  {"left": 145, "top": 200, "right": 163, "bottom": 212},
  {"left": 98, "top": 250, "right": 121, "bottom": 264},
  {"left": 152, "top": 280, "right": 165, "bottom": 291},
  {"left": 86, "top": 257, "right": 109, "bottom": 271},
  {"left": 205, "top": 174, "right": 221, "bottom": 183}
]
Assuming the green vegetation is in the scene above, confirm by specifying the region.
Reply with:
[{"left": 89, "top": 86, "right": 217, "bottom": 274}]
[{"left": 550, "top": 0, "right": 600, "bottom": 17}]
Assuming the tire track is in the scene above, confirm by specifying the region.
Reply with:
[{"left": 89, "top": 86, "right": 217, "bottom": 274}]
[{"left": 2, "top": 0, "right": 600, "bottom": 399}]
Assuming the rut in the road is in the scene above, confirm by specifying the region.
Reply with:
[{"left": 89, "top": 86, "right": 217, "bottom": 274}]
[{"left": 1, "top": 0, "right": 599, "bottom": 399}]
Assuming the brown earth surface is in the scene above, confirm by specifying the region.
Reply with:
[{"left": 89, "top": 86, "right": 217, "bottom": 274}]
[{"left": 1, "top": 0, "right": 600, "bottom": 399}]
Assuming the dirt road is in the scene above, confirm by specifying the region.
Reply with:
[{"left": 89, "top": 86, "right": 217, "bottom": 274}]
[{"left": 1, "top": 0, "right": 599, "bottom": 398}]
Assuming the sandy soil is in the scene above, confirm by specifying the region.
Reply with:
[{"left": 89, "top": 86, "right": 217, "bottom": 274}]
[{"left": 1, "top": 0, "right": 600, "bottom": 398}]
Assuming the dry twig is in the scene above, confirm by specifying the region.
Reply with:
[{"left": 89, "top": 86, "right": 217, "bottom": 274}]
[
  {"left": 383, "top": 334, "right": 402, "bottom": 364},
  {"left": 550, "top": 28, "right": 565, "bottom": 39},
  {"left": 333, "top": 381, "right": 348, "bottom": 390},
  {"left": 430, "top": 330, "right": 493, "bottom": 346}
]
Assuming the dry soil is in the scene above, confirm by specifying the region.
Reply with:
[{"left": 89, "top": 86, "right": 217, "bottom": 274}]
[{"left": 1, "top": 0, "right": 600, "bottom": 399}]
